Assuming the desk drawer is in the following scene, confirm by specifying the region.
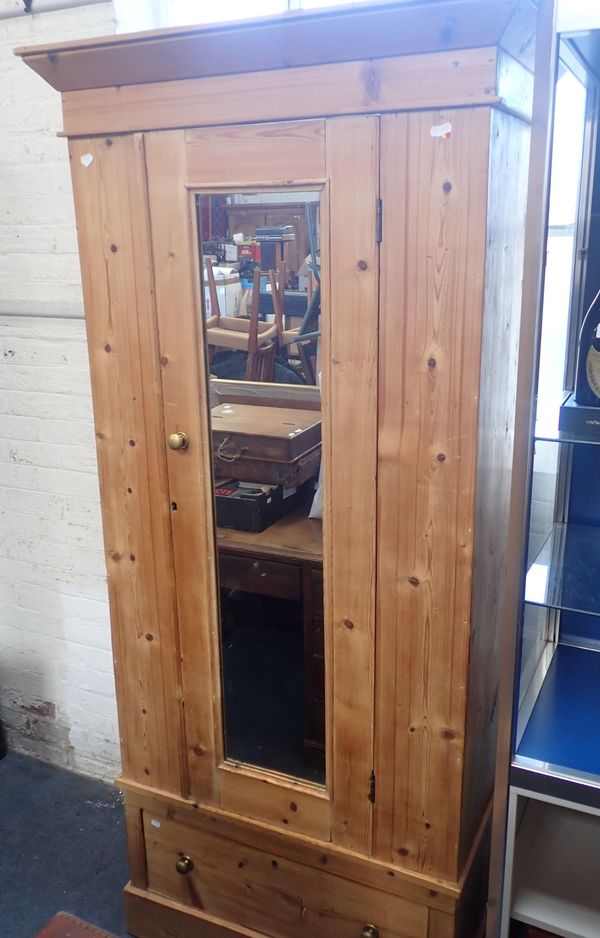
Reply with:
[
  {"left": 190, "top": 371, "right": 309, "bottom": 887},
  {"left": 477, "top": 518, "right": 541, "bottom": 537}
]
[
  {"left": 311, "top": 614, "right": 324, "bottom": 656},
  {"left": 218, "top": 552, "right": 301, "bottom": 600},
  {"left": 310, "top": 568, "right": 323, "bottom": 608},
  {"left": 143, "top": 812, "right": 428, "bottom": 938}
]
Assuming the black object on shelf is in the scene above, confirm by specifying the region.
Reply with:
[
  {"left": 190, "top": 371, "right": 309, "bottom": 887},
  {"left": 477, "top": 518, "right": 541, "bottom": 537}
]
[
  {"left": 254, "top": 226, "right": 295, "bottom": 242},
  {"left": 214, "top": 479, "right": 309, "bottom": 533},
  {"left": 536, "top": 412, "right": 600, "bottom": 445},
  {"left": 559, "top": 392, "right": 600, "bottom": 435}
]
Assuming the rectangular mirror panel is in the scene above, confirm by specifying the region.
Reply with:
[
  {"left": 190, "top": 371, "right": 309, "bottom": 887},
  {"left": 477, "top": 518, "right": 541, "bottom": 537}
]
[{"left": 196, "top": 190, "right": 325, "bottom": 785}]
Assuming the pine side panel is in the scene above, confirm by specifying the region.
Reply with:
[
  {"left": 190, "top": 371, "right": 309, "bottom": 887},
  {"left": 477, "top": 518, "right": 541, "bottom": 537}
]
[
  {"left": 326, "top": 115, "right": 379, "bottom": 852},
  {"left": 488, "top": 1, "right": 557, "bottom": 928},
  {"left": 68, "top": 135, "right": 186, "bottom": 792},
  {"left": 459, "top": 109, "right": 531, "bottom": 869},
  {"left": 143, "top": 130, "right": 221, "bottom": 803},
  {"left": 374, "top": 109, "right": 490, "bottom": 882}
]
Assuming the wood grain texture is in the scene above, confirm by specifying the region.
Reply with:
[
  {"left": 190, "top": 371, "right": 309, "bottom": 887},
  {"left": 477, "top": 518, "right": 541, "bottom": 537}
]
[
  {"left": 460, "top": 108, "right": 530, "bottom": 871},
  {"left": 68, "top": 135, "right": 186, "bottom": 793},
  {"left": 185, "top": 120, "right": 326, "bottom": 187},
  {"left": 125, "top": 887, "right": 266, "bottom": 938},
  {"left": 124, "top": 802, "right": 148, "bottom": 890},
  {"left": 59, "top": 49, "right": 499, "bottom": 138},
  {"left": 17, "top": 0, "right": 521, "bottom": 92},
  {"left": 218, "top": 765, "right": 329, "bottom": 841},
  {"left": 216, "top": 508, "right": 323, "bottom": 565},
  {"left": 144, "top": 129, "right": 221, "bottom": 803},
  {"left": 212, "top": 379, "right": 320, "bottom": 410},
  {"left": 373, "top": 109, "right": 490, "bottom": 882},
  {"left": 142, "top": 812, "right": 429, "bottom": 938},
  {"left": 496, "top": 48, "right": 534, "bottom": 120},
  {"left": 326, "top": 116, "right": 379, "bottom": 854},
  {"left": 427, "top": 910, "right": 455, "bottom": 938},
  {"left": 144, "top": 127, "right": 331, "bottom": 836},
  {"left": 123, "top": 783, "right": 460, "bottom": 910}
]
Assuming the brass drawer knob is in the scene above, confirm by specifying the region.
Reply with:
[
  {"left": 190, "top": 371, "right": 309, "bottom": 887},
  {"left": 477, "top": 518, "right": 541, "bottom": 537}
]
[
  {"left": 175, "top": 855, "right": 194, "bottom": 875},
  {"left": 361, "top": 927, "right": 379, "bottom": 938},
  {"left": 167, "top": 431, "right": 189, "bottom": 451}
]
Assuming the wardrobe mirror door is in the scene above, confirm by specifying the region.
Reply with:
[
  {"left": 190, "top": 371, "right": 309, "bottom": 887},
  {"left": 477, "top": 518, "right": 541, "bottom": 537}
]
[{"left": 196, "top": 189, "right": 326, "bottom": 785}]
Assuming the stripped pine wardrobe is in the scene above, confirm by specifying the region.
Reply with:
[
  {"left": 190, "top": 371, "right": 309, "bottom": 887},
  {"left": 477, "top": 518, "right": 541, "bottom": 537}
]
[{"left": 17, "top": 1, "right": 554, "bottom": 935}]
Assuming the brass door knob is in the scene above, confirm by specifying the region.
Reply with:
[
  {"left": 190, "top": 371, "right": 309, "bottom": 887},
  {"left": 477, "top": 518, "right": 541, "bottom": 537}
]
[
  {"left": 361, "top": 927, "right": 379, "bottom": 938},
  {"left": 167, "top": 431, "right": 189, "bottom": 451},
  {"left": 175, "top": 855, "right": 194, "bottom": 875}
]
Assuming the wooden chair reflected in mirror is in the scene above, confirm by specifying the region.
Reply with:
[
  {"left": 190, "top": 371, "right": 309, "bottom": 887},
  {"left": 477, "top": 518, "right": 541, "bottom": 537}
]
[
  {"left": 204, "top": 258, "right": 277, "bottom": 381},
  {"left": 269, "top": 262, "right": 319, "bottom": 386}
]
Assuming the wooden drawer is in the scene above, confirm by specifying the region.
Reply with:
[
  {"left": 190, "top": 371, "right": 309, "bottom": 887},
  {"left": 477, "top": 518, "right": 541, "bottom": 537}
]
[
  {"left": 143, "top": 813, "right": 428, "bottom": 938},
  {"left": 218, "top": 551, "right": 301, "bottom": 600},
  {"left": 310, "top": 652, "right": 325, "bottom": 692},
  {"left": 310, "top": 568, "right": 323, "bottom": 608},
  {"left": 311, "top": 614, "right": 324, "bottom": 655}
]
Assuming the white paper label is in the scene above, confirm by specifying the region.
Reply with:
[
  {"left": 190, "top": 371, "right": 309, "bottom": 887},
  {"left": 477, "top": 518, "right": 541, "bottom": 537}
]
[
  {"left": 430, "top": 121, "right": 453, "bottom": 139},
  {"left": 150, "top": 818, "right": 161, "bottom": 828},
  {"left": 80, "top": 153, "right": 94, "bottom": 168}
]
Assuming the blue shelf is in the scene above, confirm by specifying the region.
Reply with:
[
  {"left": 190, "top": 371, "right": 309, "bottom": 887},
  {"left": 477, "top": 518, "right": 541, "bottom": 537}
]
[
  {"left": 516, "top": 644, "right": 600, "bottom": 782},
  {"left": 525, "top": 523, "right": 600, "bottom": 618}
]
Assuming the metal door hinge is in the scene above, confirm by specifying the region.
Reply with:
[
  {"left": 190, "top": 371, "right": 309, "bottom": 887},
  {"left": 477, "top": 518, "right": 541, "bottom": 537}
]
[
  {"left": 368, "top": 770, "right": 376, "bottom": 804},
  {"left": 375, "top": 198, "right": 383, "bottom": 244}
]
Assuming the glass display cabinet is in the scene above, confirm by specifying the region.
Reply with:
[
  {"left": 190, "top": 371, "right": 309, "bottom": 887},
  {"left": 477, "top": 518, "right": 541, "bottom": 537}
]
[
  {"left": 17, "top": 2, "right": 554, "bottom": 937},
  {"left": 498, "top": 28, "right": 600, "bottom": 938}
]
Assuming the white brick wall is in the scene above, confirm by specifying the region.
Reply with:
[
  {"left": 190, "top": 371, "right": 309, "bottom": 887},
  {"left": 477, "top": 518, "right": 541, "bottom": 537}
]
[{"left": 0, "top": 3, "right": 120, "bottom": 781}]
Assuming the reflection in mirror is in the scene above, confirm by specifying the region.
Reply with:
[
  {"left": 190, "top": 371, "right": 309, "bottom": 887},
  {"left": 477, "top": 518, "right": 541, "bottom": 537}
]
[
  {"left": 197, "top": 190, "right": 325, "bottom": 785},
  {"left": 196, "top": 190, "right": 320, "bottom": 385}
]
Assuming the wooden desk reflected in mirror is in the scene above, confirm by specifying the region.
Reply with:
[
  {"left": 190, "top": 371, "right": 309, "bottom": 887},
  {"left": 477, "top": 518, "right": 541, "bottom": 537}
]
[
  {"left": 216, "top": 499, "right": 324, "bottom": 779},
  {"left": 206, "top": 384, "right": 325, "bottom": 784}
]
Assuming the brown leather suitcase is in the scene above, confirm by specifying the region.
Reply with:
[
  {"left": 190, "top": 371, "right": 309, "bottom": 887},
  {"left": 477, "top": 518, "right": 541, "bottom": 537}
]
[{"left": 211, "top": 403, "right": 321, "bottom": 485}]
